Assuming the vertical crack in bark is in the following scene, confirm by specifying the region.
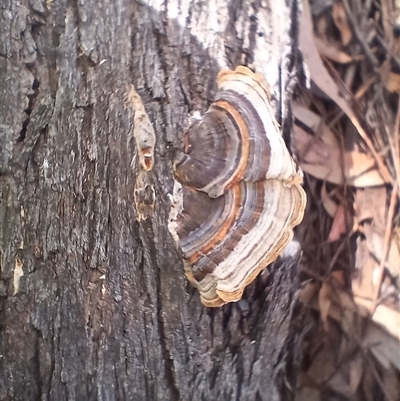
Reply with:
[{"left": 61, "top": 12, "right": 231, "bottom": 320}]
[
  {"left": 153, "top": 243, "right": 182, "bottom": 401},
  {"left": 31, "top": 326, "right": 42, "bottom": 401},
  {"left": 288, "top": 0, "right": 299, "bottom": 74},
  {"left": 245, "top": 1, "right": 259, "bottom": 65},
  {"left": 18, "top": 77, "right": 40, "bottom": 143},
  {"left": 156, "top": 302, "right": 182, "bottom": 401},
  {"left": 139, "top": 221, "right": 182, "bottom": 400},
  {"left": 235, "top": 349, "right": 244, "bottom": 401}
]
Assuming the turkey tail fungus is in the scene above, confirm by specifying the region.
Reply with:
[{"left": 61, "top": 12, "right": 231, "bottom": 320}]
[{"left": 170, "top": 66, "right": 306, "bottom": 307}]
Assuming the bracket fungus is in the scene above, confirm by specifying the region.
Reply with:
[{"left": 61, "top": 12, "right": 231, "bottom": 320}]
[{"left": 170, "top": 66, "right": 306, "bottom": 307}]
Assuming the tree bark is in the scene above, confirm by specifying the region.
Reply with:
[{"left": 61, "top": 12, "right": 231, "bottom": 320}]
[{"left": 0, "top": 0, "right": 303, "bottom": 400}]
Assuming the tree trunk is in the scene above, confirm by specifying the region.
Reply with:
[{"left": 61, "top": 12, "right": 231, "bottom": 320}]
[{"left": 0, "top": 0, "right": 303, "bottom": 400}]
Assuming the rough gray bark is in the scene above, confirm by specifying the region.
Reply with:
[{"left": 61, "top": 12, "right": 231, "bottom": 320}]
[{"left": 0, "top": 0, "right": 303, "bottom": 400}]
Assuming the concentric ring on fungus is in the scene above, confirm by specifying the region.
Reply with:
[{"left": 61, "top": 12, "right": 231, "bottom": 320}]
[{"left": 171, "top": 66, "right": 306, "bottom": 307}]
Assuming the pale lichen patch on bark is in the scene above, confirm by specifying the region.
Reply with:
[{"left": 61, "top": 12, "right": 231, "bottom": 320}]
[
  {"left": 128, "top": 85, "right": 156, "bottom": 172},
  {"left": 167, "top": 180, "right": 183, "bottom": 243},
  {"left": 13, "top": 256, "right": 23, "bottom": 295},
  {"left": 189, "top": 0, "right": 230, "bottom": 68},
  {"left": 127, "top": 85, "right": 156, "bottom": 221}
]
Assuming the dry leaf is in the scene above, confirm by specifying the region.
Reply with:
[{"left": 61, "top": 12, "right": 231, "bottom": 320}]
[
  {"left": 314, "top": 36, "right": 353, "bottom": 63},
  {"left": 332, "top": 2, "right": 353, "bottom": 46},
  {"left": 382, "top": 365, "right": 400, "bottom": 401},
  {"left": 380, "top": 60, "right": 400, "bottom": 93},
  {"left": 313, "top": 278, "right": 400, "bottom": 370},
  {"left": 361, "top": 311, "right": 400, "bottom": 369},
  {"left": 319, "top": 279, "right": 333, "bottom": 332},
  {"left": 299, "top": 281, "right": 319, "bottom": 305},
  {"left": 353, "top": 187, "right": 387, "bottom": 229},
  {"left": 327, "top": 204, "right": 349, "bottom": 242},
  {"left": 328, "top": 364, "right": 357, "bottom": 398},
  {"left": 331, "top": 269, "right": 346, "bottom": 286},
  {"left": 353, "top": 186, "right": 400, "bottom": 337},
  {"left": 349, "top": 354, "right": 364, "bottom": 395},
  {"left": 385, "top": 70, "right": 400, "bottom": 93},
  {"left": 299, "top": 1, "right": 392, "bottom": 184},
  {"left": 305, "top": 342, "right": 337, "bottom": 383},
  {"left": 296, "top": 387, "right": 321, "bottom": 401},
  {"left": 321, "top": 183, "right": 338, "bottom": 217},
  {"left": 293, "top": 106, "right": 387, "bottom": 186},
  {"left": 355, "top": 297, "right": 400, "bottom": 343}
]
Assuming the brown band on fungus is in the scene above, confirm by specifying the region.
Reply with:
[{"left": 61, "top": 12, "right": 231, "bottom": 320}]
[
  {"left": 212, "top": 100, "right": 250, "bottom": 192},
  {"left": 217, "top": 91, "right": 271, "bottom": 183},
  {"left": 187, "top": 184, "right": 242, "bottom": 264},
  {"left": 174, "top": 108, "right": 242, "bottom": 195}
]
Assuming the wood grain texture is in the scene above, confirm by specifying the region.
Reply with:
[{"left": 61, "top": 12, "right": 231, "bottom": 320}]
[{"left": 0, "top": 0, "right": 303, "bottom": 400}]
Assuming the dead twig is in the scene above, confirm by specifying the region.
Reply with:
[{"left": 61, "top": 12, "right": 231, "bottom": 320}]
[{"left": 369, "top": 184, "right": 398, "bottom": 314}]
